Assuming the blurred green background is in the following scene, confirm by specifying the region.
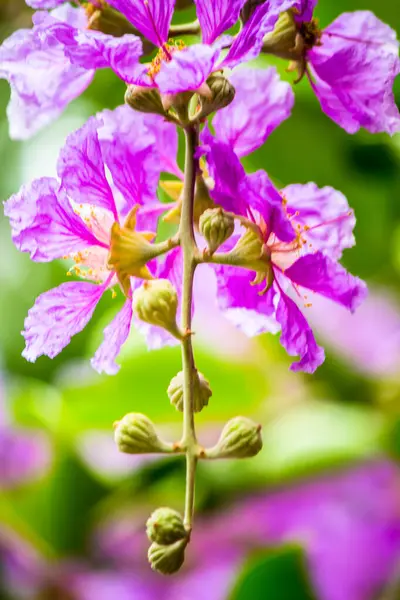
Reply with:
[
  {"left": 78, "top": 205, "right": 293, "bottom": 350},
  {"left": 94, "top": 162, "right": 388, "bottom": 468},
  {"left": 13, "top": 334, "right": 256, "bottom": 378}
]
[{"left": 0, "top": 1, "right": 399, "bottom": 599}]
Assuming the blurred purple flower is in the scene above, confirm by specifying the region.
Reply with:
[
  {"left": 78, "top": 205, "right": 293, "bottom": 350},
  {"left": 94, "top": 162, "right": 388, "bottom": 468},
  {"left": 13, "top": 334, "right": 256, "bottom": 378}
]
[
  {"left": 0, "top": 380, "right": 51, "bottom": 489},
  {"left": 4, "top": 109, "right": 172, "bottom": 373},
  {"left": 1, "top": 461, "right": 398, "bottom": 600},
  {"left": 95, "top": 460, "right": 400, "bottom": 600},
  {"left": 310, "top": 290, "right": 400, "bottom": 377}
]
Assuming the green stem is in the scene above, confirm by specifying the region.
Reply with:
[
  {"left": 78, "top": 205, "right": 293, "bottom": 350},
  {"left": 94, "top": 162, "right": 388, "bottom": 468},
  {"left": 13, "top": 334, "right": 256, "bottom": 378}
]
[
  {"left": 169, "top": 20, "right": 201, "bottom": 37},
  {"left": 179, "top": 125, "right": 199, "bottom": 533}
]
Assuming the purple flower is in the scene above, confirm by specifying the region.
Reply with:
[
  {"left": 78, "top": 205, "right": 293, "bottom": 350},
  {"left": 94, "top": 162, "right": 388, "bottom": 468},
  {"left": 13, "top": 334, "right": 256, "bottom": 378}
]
[
  {"left": 266, "top": 3, "right": 400, "bottom": 134},
  {"left": 201, "top": 104, "right": 366, "bottom": 372},
  {"left": 0, "top": 379, "right": 52, "bottom": 489},
  {"left": 4, "top": 108, "right": 173, "bottom": 374},
  {"left": 310, "top": 289, "right": 400, "bottom": 377},
  {"left": 308, "top": 11, "right": 400, "bottom": 134},
  {"left": 1, "top": 0, "right": 300, "bottom": 136},
  {"left": 0, "top": 5, "right": 94, "bottom": 139}
]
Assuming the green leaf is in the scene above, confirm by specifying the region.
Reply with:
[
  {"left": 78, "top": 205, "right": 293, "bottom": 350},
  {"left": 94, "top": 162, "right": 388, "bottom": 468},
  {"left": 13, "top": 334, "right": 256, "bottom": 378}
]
[{"left": 230, "top": 545, "right": 317, "bottom": 600}]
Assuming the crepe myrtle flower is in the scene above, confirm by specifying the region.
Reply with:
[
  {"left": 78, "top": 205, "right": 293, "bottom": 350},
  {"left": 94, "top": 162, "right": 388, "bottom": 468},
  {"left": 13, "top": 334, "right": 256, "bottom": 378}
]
[
  {"left": 3, "top": 109, "right": 178, "bottom": 374},
  {"left": 260, "top": 1, "right": 400, "bottom": 134},
  {"left": 0, "top": 0, "right": 300, "bottom": 137},
  {"left": 197, "top": 79, "right": 366, "bottom": 372}
]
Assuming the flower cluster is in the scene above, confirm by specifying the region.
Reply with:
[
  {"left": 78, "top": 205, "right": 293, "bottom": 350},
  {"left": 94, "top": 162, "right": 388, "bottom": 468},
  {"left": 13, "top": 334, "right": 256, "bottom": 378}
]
[{"left": 2, "top": 0, "right": 399, "bottom": 574}]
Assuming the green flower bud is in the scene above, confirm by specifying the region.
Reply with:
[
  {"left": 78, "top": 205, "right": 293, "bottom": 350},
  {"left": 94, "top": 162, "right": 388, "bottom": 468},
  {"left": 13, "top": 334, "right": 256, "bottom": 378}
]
[
  {"left": 167, "top": 370, "right": 212, "bottom": 413},
  {"left": 205, "top": 416, "right": 263, "bottom": 459},
  {"left": 193, "top": 73, "right": 235, "bottom": 121},
  {"left": 199, "top": 208, "right": 235, "bottom": 255},
  {"left": 148, "top": 539, "right": 187, "bottom": 575},
  {"left": 132, "top": 279, "right": 184, "bottom": 341},
  {"left": 146, "top": 507, "right": 187, "bottom": 545},
  {"left": 261, "top": 10, "right": 299, "bottom": 60},
  {"left": 125, "top": 85, "right": 167, "bottom": 117},
  {"left": 114, "top": 413, "right": 172, "bottom": 454}
]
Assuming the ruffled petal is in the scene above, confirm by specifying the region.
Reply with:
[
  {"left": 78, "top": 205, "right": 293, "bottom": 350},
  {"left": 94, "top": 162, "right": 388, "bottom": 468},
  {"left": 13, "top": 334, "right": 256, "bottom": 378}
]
[
  {"left": 43, "top": 15, "right": 143, "bottom": 83},
  {"left": 276, "top": 291, "right": 325, "bottom": 373},
  {"left": 213, "top": 263, "right": 279, "bottom": 336},
  {"left": 221, "top": 0, "right": 297, "bottom": 68},
  {"left": 245, "top": 170, "right": 296, "bottom": 243},
  {"left": 91, "top": 300, "right": 133, "bottom": 375},
  {"left": 294, "top": 0, "right": 318, "bottom": 21},
  {"left": 155, "top": 44, "right": 220, "bottom": 95},
  {"left": 194, "top": 0, "right": 246, "bottom": 44},
  {"left": 143, "top": 115, "right": 182, "bottom": 179},
  {"left": 96, "top": 107, "right": 160, "bottom": 222},
  {"left": 282, "top": 182, "right": 355, "bottom": 259},
  {"left": 22, "top": 282, "right": 105, "bottom": 362},
  {"left": 0, "top": 25, "right": 93, "bottom": 140},
  {"left": 200, "top": 127, "right": 247, "bottom": 216},
  {"left": 107, "top": 0, "right": 175, "bottom": 46},
  {"left": 4, "top": 177, "right": 103, "bottom": 261},
  {"left": 284, "top": 253, "right": 367, "bottom": 312},
  {"left": 309, "top": 11, "right": 400, "bottom": 135},
  {"left": 213, "top": 67, "right": 294, "bottom": 156},
  {"left": 57, "top": 118, "right": 118, "bottom": 220}
]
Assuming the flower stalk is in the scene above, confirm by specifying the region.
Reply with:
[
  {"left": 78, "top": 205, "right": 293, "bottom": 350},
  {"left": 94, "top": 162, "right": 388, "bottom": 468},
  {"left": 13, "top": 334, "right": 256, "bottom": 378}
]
[{"left": 179, "top": 123, "right": 200, "bottom": 533}]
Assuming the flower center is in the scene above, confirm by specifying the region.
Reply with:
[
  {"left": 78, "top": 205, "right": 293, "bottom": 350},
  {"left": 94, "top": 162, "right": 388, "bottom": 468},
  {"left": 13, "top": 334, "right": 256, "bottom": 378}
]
[
  {"left": 65, "top": 203, "right": 114, "bottom": 285},
  {"left": 298, "top": 18, "right": 322, "bottom": 50},
  {"left": 147, "top": 39, "right": 186, "bottom": 79}
]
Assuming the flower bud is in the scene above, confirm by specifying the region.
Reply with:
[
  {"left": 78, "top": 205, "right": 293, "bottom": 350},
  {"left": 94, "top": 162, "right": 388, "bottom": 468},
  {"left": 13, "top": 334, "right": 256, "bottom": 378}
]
[
  {"left": 193, "top": 73, "right": 235, "bottom": 121},
  {"left": 148, "top": 539, "right": 187, "bottom": 575},
  {"left": 114, "top": 413, "right": 172, "bottom": 454},
  {"left": 146, "top": 508, "right": 187, "bottom": 545},
  {"left": 205, "top": 416, "right": 263, "bottom": 459},
  {"left": 125, "top": 85, "right": 167, "bottom": 117},
  {"left": 261, "top": 10, "right": 299, "bottom": 60},
  {"left": 132, "top": 279, "right": 184, "bottom": 340},
  {"left": 167, "top": 370, "right": 212, "bottom": 413},
  {"left": 199, "top": 208, "right": 235, "bottom": 255}
]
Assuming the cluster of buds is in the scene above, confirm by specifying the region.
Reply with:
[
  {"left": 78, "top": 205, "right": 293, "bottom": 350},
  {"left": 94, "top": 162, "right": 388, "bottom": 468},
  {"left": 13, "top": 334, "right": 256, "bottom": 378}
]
[
  {"left": 126, "top": 72, "right": 236, "bottom": 126},
  {"left": 146, "top": 508, "right": 188, "bottom": 575}
]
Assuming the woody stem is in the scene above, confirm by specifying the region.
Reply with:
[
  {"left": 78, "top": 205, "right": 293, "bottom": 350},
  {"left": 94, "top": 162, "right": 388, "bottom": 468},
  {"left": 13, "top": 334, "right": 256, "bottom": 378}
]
[{"left": 179, "top": 124, "right": 199, "bottom": 533}]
